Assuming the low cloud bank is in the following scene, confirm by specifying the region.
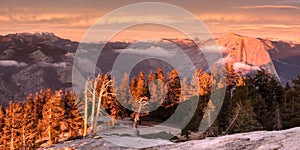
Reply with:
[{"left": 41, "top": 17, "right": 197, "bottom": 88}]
[{"left": 0, "top": 60, "right": 27, "bottom": 67}]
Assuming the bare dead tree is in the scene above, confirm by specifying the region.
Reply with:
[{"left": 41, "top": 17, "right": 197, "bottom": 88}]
[
  {"left": 133, "top": 97, "right": 148, "bottom": 129},
  {"left": 94, "top": 79, "right": 113, "bottom": 131},
  {"left": 83, "top": 74, "right": 114, "bottom": 137},
  {"left": 225, "top": 103, "right": 241, "bottom": 133},
  {"left": 83, "top": 79, "right": 89, "bottom": 137}
]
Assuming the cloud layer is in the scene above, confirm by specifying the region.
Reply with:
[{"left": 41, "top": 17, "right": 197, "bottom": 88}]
[
  {"left": 0, "top": 60, "right": 27, "bottom": 67},
  {"left": 0, "top": 1, "right": 299, "bottom": 41}
]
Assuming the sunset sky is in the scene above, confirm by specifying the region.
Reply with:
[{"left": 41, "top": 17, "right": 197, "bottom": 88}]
[{"left": 0, "top": 0, "right": 299, "bottom": 42}]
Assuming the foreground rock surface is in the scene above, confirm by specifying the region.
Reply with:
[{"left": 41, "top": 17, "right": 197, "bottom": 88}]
[
  {"left": 43, "top": 127, "right": 300, "bottom": 150},
  {"left": 151, "top": 127, "right": 300, "bottom": 150}
]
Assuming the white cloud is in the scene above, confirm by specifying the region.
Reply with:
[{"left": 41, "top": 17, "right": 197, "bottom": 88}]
[
  {"left": 114, "top": 46, "right": 176, "bottom": 57},
  {"left": 38, "top": 62, "right": 69, "bottom": 68},
  {"left": 233, "top": 62, "right": 260, "bottom": 74},
  {"left": 201, "top": 45, "right": 227, "bottom": 53},
  {"left": 51, "top": 62, "right": 68, "bottom": 67},
  {"left": 0, "top": 60, "right": 27, "bottom": 67}
]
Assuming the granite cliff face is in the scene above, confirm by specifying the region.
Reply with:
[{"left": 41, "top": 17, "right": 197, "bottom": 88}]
[
  {"left": 215, "top": 33, "right": 279, "bottom": 78},
  {"left": 217, "top": 33, "right": 275, "bottom": 65}
]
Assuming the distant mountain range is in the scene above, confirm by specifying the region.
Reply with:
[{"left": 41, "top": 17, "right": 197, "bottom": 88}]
[{"left": 0, "top": 32, "right": 299, "bottom": 105}]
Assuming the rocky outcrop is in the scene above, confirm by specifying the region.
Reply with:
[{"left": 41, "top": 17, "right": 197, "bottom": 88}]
[
  {"left": 43, "top": 127, "right": 300, "bottom": 150},
  {"left": 150, "top": 127, "right": 300, "bottom": 150}
]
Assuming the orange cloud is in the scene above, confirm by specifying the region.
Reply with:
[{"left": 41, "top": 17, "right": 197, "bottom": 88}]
[
  {"left": 198, "top": 13, "right": 299, "bottom": 23},
  {"left": 0, "top": 16, "right": 10, "bottom": 22},
  {"left": 236, "top": 5, "right": 300, "bottom": 10},
  {"left": 199, "top": 14, "right": 260, "bottom": 22}
]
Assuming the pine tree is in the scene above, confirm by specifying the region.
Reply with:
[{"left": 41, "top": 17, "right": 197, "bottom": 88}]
[
  {"left": 0, "top": 105, "right": 4, "bottom": 133},
  {"left": 42, "top": 90, "right": 66, "bottom": 144},
  {"left": 64, "top": 91, "right": 83, "bottom": 140},
  {"left": 33, "top": 91, "right": 44, "bottom": 140},
  {"left": 33, "top": 92, "right": 43, "bottom": 120},
  {"left": 203, "top": 101, "right": 216, "bottom": 128},
  {"left": 22, "top": 97, "right": 38, "bottom": 148},
  {"left": 253, "top": 69, "right": 284, "bottom": 130},
  {"left": 148, "top": 72, "right": 166, "bottom": 110},
  {"left": 180, "top": 78, "right": 191, "bottom": 102},
  {"left": 117, "top": 73, "right": 131, "bottom": 112},
  {"left": 0, "top": 105, "right": 5, "bottom": 148},
  {"left": 199, "top": 72, "right": 212, "bottom": 96},
  {"left": 282, "top": 76, "right": 300, "bottom": 128},
  {"left": 227, "top": 100, "right": 263, "bottom": 133},
  {"left": 157, "top": 68, "right": 166, "bottom": 83},
  {"left": 165, "top": 69, "right": 181, "bottom": 107},
  {"left": 201, "top": 100, "right": 219, "bottom": 136},
  {"left": 157, "top": 68, "right": 167, "bottom": 103},
  {"left": 273, "top": 103, "right": 282, "bottom": 130},
  {"left": 129, "top": 77, "right": 138, "bottom": 105},
  {"left": 136, "top": 72, "right": 148, "bottom": 100},
  {"left": 2, "top": 102, "right": 13, "bottom": 149},
  {"left": 2, "top": 101, "right": 24, "bottom": 149},
  {"left": 190, "top": 70, "right": 202, "bottom": 96}
]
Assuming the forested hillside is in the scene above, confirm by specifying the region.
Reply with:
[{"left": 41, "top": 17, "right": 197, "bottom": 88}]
[{"left": 0, "top": 65, "right": 300, "bottom": 149}]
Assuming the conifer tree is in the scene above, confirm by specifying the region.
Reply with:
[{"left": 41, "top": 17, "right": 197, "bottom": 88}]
[
  {"left": 157, "top": 68, "right": 167, "bottom": 103},
  {"left": 33, "top": 91, "right": 44, "bottom": 140},
  {"left": 2, "top": 101, "right": 23, "bottom": 149},
  {"left": 136, "top": 72, "right": 148, "bottom": 99},
  {"left": 180, "top": 78, "right": 191, "bottom": 102},
  {"left": 227, "top": 100, "right": 263, "bottom": 133},
  {"left": 0, "top": 105, "right": 5, "bottom": 148},
  {"left": 0, "top": 105, "right": 4, "bottom": 134},
  {"left": 201, "top": 100, "right": 219, "bottom": 136},
  {"left": 253, "top": 69, "right": 283, "bottom": 130},
  {"left": 22, "top": 97, "right": 38, "bottom": 148},
  {"left": 190, "top": 70, "right": 200, "bottom": 97},
  {"left": 157, "top": 68, "right": 166, "bottom": 83},
  {"left": 64, "top": 91, "right": 83, "bottom": 140},
  {"left": 203, "top": 101, "right": 216, "bottom": 128},
  {"left": 33, "top": 92, "right": 43, "bottom": 120},
  {"left": 199, "top": 72, "right": 212, "bottom": 96},
  {"left": 2, "top": 101, "right": 14, "bottom": 149},
  {"left": 129, "top": 77, "right": 138, "bottom": 104},
  {"left": 42, "top": 90, "right": 66, "bottom": 144},
  {"left": 165, "top": 69, "right": 181, "bottom": 107},
  {"left": 282, "top": 76, "right": 300, "bottom": 128},
  {"left": 117, "top": 73, "right": 131, "bottom": 111},
  {"left": 148, "top": 72, "right": 166, "bottom": 110}
]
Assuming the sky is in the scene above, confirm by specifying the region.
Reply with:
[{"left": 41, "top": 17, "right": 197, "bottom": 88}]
[{"left": 0, "top": 0, "right": 299, "bottom": 42}]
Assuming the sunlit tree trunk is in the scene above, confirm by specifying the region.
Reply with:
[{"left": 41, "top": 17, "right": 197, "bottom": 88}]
[
  {"left": 95, "top": 80, "right": 112, "bottom": 130},
  {"left": 83, "top": 82, "right": 88, "bottom": 137},
  {"left": 10, "top": 108, "right": 14, "bottom": 150},
  {"left": 90, "top": 78, "right": 98, "bottom": 136},
  {"left": 48, "top": 108, "right": 52, "bottom": 145},
  {"left": 22, "top": 126, "right": 25, "bottom": 147}
]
